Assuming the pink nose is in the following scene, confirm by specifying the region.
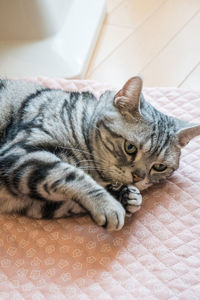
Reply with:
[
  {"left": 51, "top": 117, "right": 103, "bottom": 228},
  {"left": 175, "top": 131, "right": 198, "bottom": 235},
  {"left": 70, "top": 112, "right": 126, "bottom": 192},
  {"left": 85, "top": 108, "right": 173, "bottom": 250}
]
[{"left": 132, "top": 174, "right": 143, "bottom": 183}]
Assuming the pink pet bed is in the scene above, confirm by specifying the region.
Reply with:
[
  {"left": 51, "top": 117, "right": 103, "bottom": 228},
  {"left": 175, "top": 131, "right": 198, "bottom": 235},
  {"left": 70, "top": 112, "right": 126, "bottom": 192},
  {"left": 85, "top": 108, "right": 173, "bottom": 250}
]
[{"left": 0, "top": 78, "right": 199, "bottom": 300}]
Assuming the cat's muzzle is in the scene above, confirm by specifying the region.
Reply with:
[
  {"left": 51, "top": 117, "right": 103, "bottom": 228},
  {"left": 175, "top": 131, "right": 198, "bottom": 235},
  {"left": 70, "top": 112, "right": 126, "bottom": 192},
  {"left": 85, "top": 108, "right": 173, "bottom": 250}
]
[{"left": 132, "top": 173, "right": 144, "bottom": 183}]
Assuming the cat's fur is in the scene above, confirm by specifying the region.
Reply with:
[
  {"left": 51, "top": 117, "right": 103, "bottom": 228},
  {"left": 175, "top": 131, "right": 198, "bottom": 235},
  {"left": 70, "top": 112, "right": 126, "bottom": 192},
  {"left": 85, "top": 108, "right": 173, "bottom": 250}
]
[{"left": 0, "top": 77, "right": 199, "bottom": 231}]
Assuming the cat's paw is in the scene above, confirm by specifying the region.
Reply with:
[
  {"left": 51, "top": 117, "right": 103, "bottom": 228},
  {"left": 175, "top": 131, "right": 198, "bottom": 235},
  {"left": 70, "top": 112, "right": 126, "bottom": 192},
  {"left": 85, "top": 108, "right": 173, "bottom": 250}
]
[
  {"left": 120, "top": 185, "right": 142, "bottom": 216},
  {"left": 91, "top": 195, "right": 125, "bottom": 231}
]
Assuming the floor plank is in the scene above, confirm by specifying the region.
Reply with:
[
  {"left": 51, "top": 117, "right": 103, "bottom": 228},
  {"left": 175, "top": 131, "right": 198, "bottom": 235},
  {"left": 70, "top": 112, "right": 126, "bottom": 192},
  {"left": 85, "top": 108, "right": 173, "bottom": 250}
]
[
  {"left": 87, "top": 0, "right": 200, "bottom": 87},
  {"left": 107, "top": 0, "right": 165, "bottom": 28},
  {"left": 87, "top": 23, "right": 132, "bottom": 75},
  {"left": 179, "top": 63, "right": 200, "bottom": 90},
  {"left": 107, "top": 0, "right": 124, "bottom": 13},
  {"left": 141, "top": 11, "right": 200, "bottom": 86}
]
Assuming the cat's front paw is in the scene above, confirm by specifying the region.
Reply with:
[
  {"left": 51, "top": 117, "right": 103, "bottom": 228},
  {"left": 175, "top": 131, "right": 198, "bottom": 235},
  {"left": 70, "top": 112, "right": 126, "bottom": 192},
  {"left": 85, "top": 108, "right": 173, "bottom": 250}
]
[
  {"left": 120, "top": 185, "right": 142, "bottom": 216},
  {"left": 91, "top": 195, "right": 126, "bottom": 231}
]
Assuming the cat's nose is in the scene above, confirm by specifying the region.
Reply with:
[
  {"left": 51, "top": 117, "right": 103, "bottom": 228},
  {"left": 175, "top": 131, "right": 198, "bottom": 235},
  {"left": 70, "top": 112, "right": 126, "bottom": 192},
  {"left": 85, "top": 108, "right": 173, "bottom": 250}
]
[{"left": 132, "top": 173, "right": 144, "bottom": 183}]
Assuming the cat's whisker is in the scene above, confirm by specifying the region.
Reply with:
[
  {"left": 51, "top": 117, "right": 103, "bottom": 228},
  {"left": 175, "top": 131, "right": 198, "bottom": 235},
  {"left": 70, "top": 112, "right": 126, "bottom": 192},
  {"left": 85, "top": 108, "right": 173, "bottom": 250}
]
[
  {"left": 60, "top": 147, "right": 106, "bottom": 165},
  {"left": 78, "top": 160, "right": 97, "bottom": 163},
  {"left": 59, "top": 145, "right": 92, "bottom": 157},
  {"left": 79, "top": 165, "right": 106, "bottom": 171},
  {"left": 79, "top": 164, "right": 108, "bottom": 173},
  {"left": 77, "top": 160, "right": 107, "bottom": 168},
  {"left": 58, "top": 145, "right": 108, "bottom": 166}
]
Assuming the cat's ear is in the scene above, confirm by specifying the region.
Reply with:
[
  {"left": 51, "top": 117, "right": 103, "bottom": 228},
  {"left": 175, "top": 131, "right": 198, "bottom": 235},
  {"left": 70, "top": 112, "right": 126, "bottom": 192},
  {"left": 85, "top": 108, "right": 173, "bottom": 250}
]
[
  {"left": 177, "top": 123, "right": 200, "bottom": 147},
  {"left": 114, "top": 76, "right": 143, "bottom": 115}
]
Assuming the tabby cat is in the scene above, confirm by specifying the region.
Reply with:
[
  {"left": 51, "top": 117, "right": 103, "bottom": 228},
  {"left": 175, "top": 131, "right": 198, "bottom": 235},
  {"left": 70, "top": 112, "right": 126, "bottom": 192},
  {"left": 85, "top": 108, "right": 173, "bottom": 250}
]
[{"left": 0, "top": 77, "right": 199, "bottom": 231}]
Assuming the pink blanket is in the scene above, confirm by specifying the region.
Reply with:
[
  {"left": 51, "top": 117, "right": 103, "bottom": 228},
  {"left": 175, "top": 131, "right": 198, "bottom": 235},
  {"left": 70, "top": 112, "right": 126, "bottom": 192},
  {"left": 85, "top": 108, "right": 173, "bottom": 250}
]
[{"left": 0, "top": 78, "right": 199, "bottom": 299}]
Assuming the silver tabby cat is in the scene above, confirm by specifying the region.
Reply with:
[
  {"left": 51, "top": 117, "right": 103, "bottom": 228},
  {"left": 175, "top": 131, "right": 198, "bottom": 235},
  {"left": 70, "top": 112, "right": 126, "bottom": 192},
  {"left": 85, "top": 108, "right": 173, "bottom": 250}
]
[{"left": 0, "top": 77, "right": 199, "bottom": 231}]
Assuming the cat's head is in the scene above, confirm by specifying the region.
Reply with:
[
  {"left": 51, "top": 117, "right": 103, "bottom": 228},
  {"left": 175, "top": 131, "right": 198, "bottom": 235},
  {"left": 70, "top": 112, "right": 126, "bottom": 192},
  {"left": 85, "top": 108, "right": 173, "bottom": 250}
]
[{"left": 93, "top": 77, "right": 200, "bottom": 191}]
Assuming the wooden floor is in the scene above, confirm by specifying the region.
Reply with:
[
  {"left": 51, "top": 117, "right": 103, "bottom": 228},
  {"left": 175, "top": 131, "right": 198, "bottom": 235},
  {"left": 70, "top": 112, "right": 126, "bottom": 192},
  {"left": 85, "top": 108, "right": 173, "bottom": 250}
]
[{"left": 86, "top": 0, "right": 200, "bottom": 90}]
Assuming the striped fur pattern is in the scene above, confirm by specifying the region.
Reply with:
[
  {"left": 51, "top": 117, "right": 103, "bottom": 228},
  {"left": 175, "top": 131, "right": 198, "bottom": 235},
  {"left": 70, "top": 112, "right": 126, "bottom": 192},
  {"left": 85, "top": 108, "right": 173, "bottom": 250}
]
[{"left": 0, "top": 77, "right": 199, "bottom": 231}]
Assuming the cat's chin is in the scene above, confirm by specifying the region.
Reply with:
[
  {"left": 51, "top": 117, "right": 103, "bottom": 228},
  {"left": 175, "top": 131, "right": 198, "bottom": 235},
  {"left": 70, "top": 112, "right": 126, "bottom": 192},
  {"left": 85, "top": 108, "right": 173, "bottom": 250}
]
[{"left": 134, "top": 180, "right": 152, "bottom": 191}]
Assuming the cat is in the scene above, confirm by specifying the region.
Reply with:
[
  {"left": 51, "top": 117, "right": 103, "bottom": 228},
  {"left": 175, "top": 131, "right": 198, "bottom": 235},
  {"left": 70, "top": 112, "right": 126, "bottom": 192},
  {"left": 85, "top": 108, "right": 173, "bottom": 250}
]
[{"left": 0, "top": 76, "right": 199, "bottom": 231}]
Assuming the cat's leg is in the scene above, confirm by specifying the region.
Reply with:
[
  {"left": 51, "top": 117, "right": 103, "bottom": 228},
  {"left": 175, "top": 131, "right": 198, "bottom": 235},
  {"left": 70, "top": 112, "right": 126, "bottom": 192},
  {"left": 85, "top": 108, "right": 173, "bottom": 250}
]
[
  {"left": 107, "top": 184, "right": 142, "bottom": 216},
  {"left": 0, "top": 151, "right": 125, "bottom": 231}
]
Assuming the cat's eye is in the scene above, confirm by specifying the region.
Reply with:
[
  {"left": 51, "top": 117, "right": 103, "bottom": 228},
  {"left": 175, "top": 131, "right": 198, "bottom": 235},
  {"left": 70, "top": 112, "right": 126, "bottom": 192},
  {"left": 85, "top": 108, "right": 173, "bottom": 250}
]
[
  {"left": 124, "top": 141, "right": 137, "bottom": 155},
  {"left": 152, "top": 163, "right": 167, "bottom": 172}
]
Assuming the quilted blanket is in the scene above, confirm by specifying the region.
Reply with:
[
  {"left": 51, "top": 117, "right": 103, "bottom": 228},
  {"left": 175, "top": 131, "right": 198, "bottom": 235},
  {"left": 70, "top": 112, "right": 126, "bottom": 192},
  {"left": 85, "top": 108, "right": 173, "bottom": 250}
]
[{"left": 0, "top": 78, "right": 199, "bottom": 300}]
